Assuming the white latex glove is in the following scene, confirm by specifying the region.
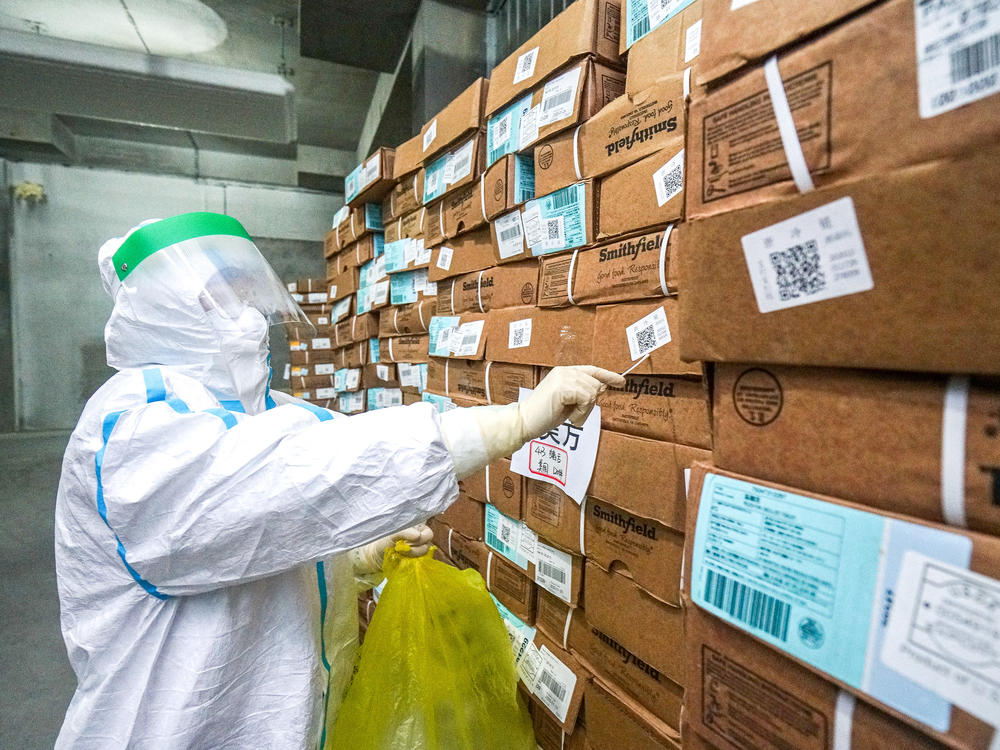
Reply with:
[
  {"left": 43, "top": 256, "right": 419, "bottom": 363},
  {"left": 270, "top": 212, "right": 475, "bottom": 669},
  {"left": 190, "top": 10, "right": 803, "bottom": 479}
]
[
  {"left": 355, "top": 524, "right": 434, "bottom": 573},
  {"left": 439, "top": 365, "right": 625, "bottom": 479}
]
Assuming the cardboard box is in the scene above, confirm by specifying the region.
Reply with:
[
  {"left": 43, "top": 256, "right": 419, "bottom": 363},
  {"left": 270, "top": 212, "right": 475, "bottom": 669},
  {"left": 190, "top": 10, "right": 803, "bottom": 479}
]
[
  {"left": 527, "top": 631, "right": 589, "bottom": 733},
  {"left": 625, "top": 0, "right": 703, "bottom": 96},
  {"left": 485, "top": 0, "right": 622, "bottom": 117},
  {"left": 420, "top": 77, "right": 488, "bottom": 161},
  {"left": 487, "top": 550, "right": 537, "bottom": 623},
  {"left": 537, "top": 227, "right": 678, "bottom": 308},
  {"left": 533, "top": 705, "right": 587, "bottom": 750},
  {"left": 385, "top": 206, "right": 425, "bottom": 243},
  {"left": 335, "top": 203, "right": 382, "bottom": 250},
  {"left": 427, "top": 312, "right": 489, "bottom": 361},
  {"left": 523, "top": 479, "right": 584, "bottom": 555},
  {"left": 596, "top": 373, "right": 711, "bottom": 447},
  {"left": 428, "top": 226, "right": 496, "bottom": 282},
  {"left": 584, "top": 498, "right": 685, "bottom": 605},
  {"left": 686, "top": 462, "right": 1000, "bottom": 748},
  {"left": 438, "top": 491, "right": 485, "bottom": 541},
  {"left": 439, "top": 261, "right": 539, "bottom": 315},
  {"left": 328, "top": 268, "right": 360, "bottom": 302},
  {"left": 568, "top": 608, "right": 685, "bottom": 728},
  {"left": 335, "top": 313, "right": 379, "bottom": 346},
  {"left": 289, "top": 350, "right": 337, "bottom": 366},
  {"left": 439, "top": 180, "right": 487, "bottom": 239},
  {"left": 696, "top": 0, "right": 877, "bottom": 85},
  {"left": 685, "top": 604, "right": 960, "bottom": 750},
  {"left": 597, "top": 148, "right": 684, "bottom": 239},
  {"left": 585, "top": 679, "right": 680, "bottom": 750},
  {"left": 490, "top": 180, "right": 598, "bottom": 265},
  {"left": 384, "top": 168, "right": 424, "bottom": 221},
  {"left": 591, "top": 299, "right": 701, "bottom": 377},
  {"left": 345, "top": 146, "right": 395, "bottom": 208},
  {"left": 323, "top": 229, "right": 337, "bottom": 259},
  {"left": 289, "top": 374, "right": 336, "bottom": 391},
  {"left": 391, "top": 131, "right": 424, "bottom": 181},
  {"left": 343, "top": 340, "right": 368, "bottom": 368},
  {"left": 341, "top": 233, "right": 384, "bottom": 270},
  {"left": 445, "top": 527, "right": 489, "bottom": 577},
  {"left": 425, "top": 358, "right": 537, "bottom": 405},
  {"left": 379, "top": 334, "right": 429, "bottom": 364},
  {"left": 482, "top": 153, "right": 535, "bottom": 222},
  {"left": 359, "top": 362, "right": 398, "bottom": 389},
  {"left": 679, "top": 143, "right": 1000, "bottom": 375},
  {"left": 461, "top": 457, "right": 525, "bottom": 519},
  {"left": 486, "top": 58, "right": 626, "bottom": 166},
  {"left": 592, "top": 430, "right": 710, "bottom": 530},
  {"left": 422, "top": 132, "right": 486, "bottom": 206},
  {"left": 535, "top": 588, "right": 576, "bottom": 647},
  {"left": 377, "top": 299, "right": 435, "bottom": 337},
  {"left": 713, "top": 364, "right": 1000, "bottom": 535},
  {"left": 336, "top": 389, "right": 366, "bottom": 414},
  {"left": 583, "top": 561, "right": 684, "bottom": 685},
  {"left": 534, "top": 75, "right": 686, "bottom": 196},
  {"left": 688, "top": 0, "right": 1000, "bottom": 221},
  {"left": 485, "top": 305, "right": 595, "bottom": 367}
]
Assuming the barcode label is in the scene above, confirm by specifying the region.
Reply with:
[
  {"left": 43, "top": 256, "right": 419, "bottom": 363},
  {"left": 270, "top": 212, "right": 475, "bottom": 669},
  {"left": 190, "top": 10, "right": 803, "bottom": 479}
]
[
  {"left": 916, "top": 0, "right": 1000, "bottom": 117},
  {"left": 535, "top": 540, "right": 573, "bottom": 602},
  {"left": 542, "top": 89, "right": 572, "bottom": 113},
  {"left": 423, "top": 118, "right": 437, "bottom": 152},
  {"left": 652, "top": 149, "right": 685, "bottom": 207},
  {"left": 518, "top": 105, "right": 539, "bottom": 149},
  {"left": 648, "top": 0, "right": 692, "bottom": 31},
  {"left": 500, "top": 225, "right": 521, "bottom": 242},
  {"left": 453, "top": 320, "right": 485, "bottom": 357},
  {"left": 513, "top": 47, "right": 539, "bottom": 84},
  {"left": 537, "top": 66, "right": 582, "bottom": 127},
  {"left": 547, "top": 186, "right": 579, "bottom": 211},
  {"left": 508, "top": 318, "right": 532, "bottom": 349},
  {"left": 533, "top": 646, "right": 577, "bottom": 723},
  {"left": 770, "top": 240, "right": 825, "bottom": 302},
  {"left": 495, "top": 211, "right": 526, "bottom": 259},
  {"left": 625, "top": 306, "right": 672, "bottom": 360},
  {"left": 491, "top": 112, "right": 511, "bottom": 146},
  {"left": 436, "top": 246, "right": 454, "bottom": 270},
  {"left": 703, "top": 569, "right": 791, "bottom": 641},
  {"left": 539, "top": 562, "right": 565, "bottom": 583},
  {"left": 539, "top": 670, "right": 567, "bottom": 701},
  {"left": 446, "top": 139, "right": 475, "bottom": 185},
  {"left": 630, "top": 15, "right": 650, "bottom": 47},
  {"left": 485, "top": 504, "right": 526, "bottom": 567},
  {"left": 316, "top": 363, "right": 335, "bottom": 375}
]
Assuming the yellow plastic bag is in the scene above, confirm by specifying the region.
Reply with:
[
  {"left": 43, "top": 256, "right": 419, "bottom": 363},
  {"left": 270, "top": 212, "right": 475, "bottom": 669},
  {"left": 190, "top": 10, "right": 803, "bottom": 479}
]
[{"left": 328, "top": 546, "right": 535, "bottom": 750}]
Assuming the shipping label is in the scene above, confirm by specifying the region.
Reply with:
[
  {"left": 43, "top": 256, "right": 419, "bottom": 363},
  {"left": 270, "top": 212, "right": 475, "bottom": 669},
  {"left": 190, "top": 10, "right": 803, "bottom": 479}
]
[
  {"left": 514, "top": 153, "right": 536, "bottom": 203},
  {"left": 384, "top": 239, "right": 409, "bottom": 273},
  {"left": 537, "top": 66, "right": 582, "bottom": 128},
  {"left": 701, "top": 63, "right": 832, "bottom": 202},
  {"left": 315, "top": 386, "right": 336, "bottom": 400},
  {"left": 346, "top": 369, "right": 361, "bottom": 391},
  {"left": 915, "top": 0, "right": 1000, "bottom": 118},
  {"left": 487, "top": 95, "right": 533, "bottom": 166},
  {"left": 652, "top": 149, "right": 685, "bottom": 207},
  {"left": 334, "top": 368, "right": 347, "bottom": 391},
  {"left": 311, "top": 337, "right": 332, "bottom": 350},
  {"left": 390, "top": 271, "right": 418, "bottom": 306},
  {"left": 452, "top": 320, "right": 485, "bottom": 357},
  {"left": 423, "top": 155, "right": 447, "bottom": 204},
  {"left": 535, "top": 541, "right": 574, "bottom": 603},
  {"left": 364, "top": 203, "right": 382, "bottom": 229},
  {"left": 625, "top": 306, "right": 672, "bottom": 362},
  {"left": 436, "top": 245, "right": 454, "bottom": 271},
  {"left": 315, "top": 363, "right": 336, "bottom": 376},
  {"left": 339, "top": 390, "right": 364, "bottom": 413},
  {"left": 368, "top": 338, "right": 379, "bottom": 364},
  {"left": 428, "top": 315, "right": 460, "bottom": 357},
  {"left": 534, "top": 646, "right": 577, "bottom": 723},
  {"left": 485, "top": 503, "right": 529, "bottom": 569},
  {"left": 518, "top": 105, "right": 540, "bottom": 151},
  {"left": 684, "top": 19, "right": 702, "bottom": 62},
  {"left": 741, "top": 196, "right": 874, "bottom": 314},
  {"left": 522, "top": 182, "right": 587, "bottom": 256},
  {"left": 512, "top": 47, "right": 539, "bottom": 84},
  {"left": 626, "top": 0, "right": 698, "bottom": 49},
  {"left": 495, "top": 210, "right": 527, "bottom": 259},
  {"left": 423, "top": 118, "right": 437, "bottom": 152},
  {"left": 332, "top": 296, "right": 351, "bottom": 321},
  {"left": 376, "top": 364, "right": 389, "bottom": 381},
  {"left": 508, "top": 318, "right": 532, "bottom": 349},
  {"left": 446, "top": 138, "right": 475, "bottom": 186},
  {"left": 421, "top": 391, "right": 457, "bottom": 413}
]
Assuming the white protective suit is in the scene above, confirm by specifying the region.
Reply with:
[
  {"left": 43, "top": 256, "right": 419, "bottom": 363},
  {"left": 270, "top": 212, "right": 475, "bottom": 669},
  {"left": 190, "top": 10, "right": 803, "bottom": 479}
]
[{"left": 54, "top": 214, "right": 464, "bottom": 749}]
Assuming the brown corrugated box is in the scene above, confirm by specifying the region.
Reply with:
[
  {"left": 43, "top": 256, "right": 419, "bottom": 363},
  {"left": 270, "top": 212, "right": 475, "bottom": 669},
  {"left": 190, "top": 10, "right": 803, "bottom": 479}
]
[
  {"left": 524, "top": 479, "right": 585, "bottom": 555},
  {"left": 685, "top": 604, "right": 957, "bottom": 750},
  {"left": 343, "top": 340, "right": 368, "bottom": 368},
  {"left": 421, "top": 205, "right": 445, "bottom": 248},
  {"left": 341, "top": 234, "right": 381, "bottom": 270},
  {"left": 537, "top": 227, "right": 678, "bottom": 308},
  {"left": 535, "top": 588, "right": 575, "bottom": 647},
  {"left": 585, "top": 679, "right": 680, "bottom": 750},
  {"left": 289, "top": 374, "right": 336, "bottom": 390},
  {"left": 485, "top": 305, "right": 595, "bottom": 366},
  {"left": 383, "top": 168, "right": 424, "bottom": 222},
  {"left": 713, "top": 363, "right": 1000, "bottom": 540},
  {"left": 439, "top": 180, "right": 487, "bottom": 239},
  {"left": 487, "top": 551, "right": 537, "bottom": 623},
  {"left": 439, "top": 261, "right": 539, "bottom": 315},
  {"left": 485, "top": 0, "right": 622, "bottom": 117},
  {"left": 335, "top": 313, "right": 379, "bottom": 346},
  {"left": 685, "top": 462, "right": 1000, "bottom": 749},
  {"left": 460, "top": 457, "right": 525, "bottom": 519},
  {"left": 428, "top": 226, "right": 495, "bottom": 282},
  {"left": 328, "top": 268, "right": 360, "bottom": 302},
  {"left": 688, "top": 0, "right": 1000, "bottom": 221},
  {"left": 679, "top": 143, "right": 1000, "bottom": 375},
  {"left": 591, "top": 299, "right": 700, "bottom": 376},
  {"left": 696, "top": 0, "right": 876, "bottom": 86},
  {"left": 359, "top": 362, "right": 398, "bottom": 389},
  {"left": 323, "top": 230, "right": 339, "bottom": 259},
  {"left": 534, "top": 75, "right": 686, "bottom": 197},
  {"left": 420, "top": 77, "right": 488, "bottom": 161},
  {"left": 533, "top": 704, "right": 587, "bottom": 750},
  {"left": 425, "top": 358, "right": 537, "bottom": 405},
  {"left": 437, "top": 491, "right": 485, "bottom": 541},
  {"left": 384, "top": 207, "right": 425, "bottom": 243},
  {"left": 583, "top": 561, "right": 684, "bottom": 685},
  {"left": 289, "top": 350, "right": 337, "bottom": 366},
  {"left": 568, "top": 607, "right": 685, "bottom": 728},
  {"left": 596, "top": 374, "right": 711, "bottom": 447},
  {"left": 598, "top": 148, "right": 685, "bottom": 239},
  {"left": 392, "top": 131, "right": 424, "bottom": 180},
  {"left": 347, "top": 146, "right": 395, "bottom": 208},
  {"left": 377, "top": 299, "right": 435, "bottom": 337},
  {"left": 625, "top": 0, "right": 703, "bottom": 96},
  {"left": 482, "top": 153, "right": 534, "bottom": 222},
  {"left": 379, "top": 334, "right": 429, "bottom": 364}
]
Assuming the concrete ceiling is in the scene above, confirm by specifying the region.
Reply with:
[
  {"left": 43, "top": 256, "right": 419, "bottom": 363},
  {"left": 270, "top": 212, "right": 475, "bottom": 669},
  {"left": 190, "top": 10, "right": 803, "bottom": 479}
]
[{"left": 0, "top": 0, "right": 385, "bottom": 191}]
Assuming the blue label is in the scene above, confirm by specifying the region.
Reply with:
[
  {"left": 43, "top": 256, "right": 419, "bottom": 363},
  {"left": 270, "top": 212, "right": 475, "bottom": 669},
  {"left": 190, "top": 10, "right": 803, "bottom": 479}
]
[
  {"left": 484, "top": 504, "right": 528, "bottom": 568},
  {"left": 334, "top": 369, "right": 347, "bottom": 392},
  {"left": 514, "top": 154, "right": 535, "bottom": 204},
  {"left": 368, "top": 337, "right": 380, "bottom": 363},
  {"left": 486, "top": 95, "right": 533, "bottom": 167},
  {"left": 625, "top": 0, "right": 698, "bottom": 49},
  {"left": 372, "top": 232, "right": 385, "bottom": 257},
  {"left": 423, "top": 154, "right": 448, "bottom": 204},
  {"left": 384, "top": 240, "right": 409, "bottom": 273},
  {"left": 366, "top": 389, "right": 379, "bottom": 410},
  {"left": 525, "top": 182, "right": 588, "bottom": 256},
  {"left": 355, "top": 288, "right": 371, "bottom": 315},
  {"left": 421, "top": 391, "right": 455, "bottom": 413},
  {"left": 390, "top": 271, "right": 418, "bottom": 306},
  {"left": 364, "top": 203, "right": 382, "bottom": 229},
  {"left": 427, "top": 315, "right": 459, "bottom": 357},
  {"left": 345, "top": 164, "right": 362, "bottom": 202},
  {"left": 359, "top": 259, "right": 374, "bottom": 290}
]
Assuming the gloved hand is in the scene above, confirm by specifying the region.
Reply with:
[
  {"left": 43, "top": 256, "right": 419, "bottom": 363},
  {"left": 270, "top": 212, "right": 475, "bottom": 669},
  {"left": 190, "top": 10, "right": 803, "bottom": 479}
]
[
  {"left": 355, "top": 524, "right": 434, "bottom": 574},
  {"left": 439, "top": 365, "right": 625, "bottom": 479}
]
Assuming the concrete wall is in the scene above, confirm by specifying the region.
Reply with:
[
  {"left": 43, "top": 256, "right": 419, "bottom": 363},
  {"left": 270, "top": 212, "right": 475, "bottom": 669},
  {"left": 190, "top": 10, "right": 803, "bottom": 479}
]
[{"left": 6, "top": 162, "right": 335, "bottom": 431}]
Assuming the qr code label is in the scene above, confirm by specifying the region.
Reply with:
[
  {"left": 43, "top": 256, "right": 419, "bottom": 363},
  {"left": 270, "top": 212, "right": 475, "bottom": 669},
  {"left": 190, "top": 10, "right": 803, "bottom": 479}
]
[
  {"left": 742, "top": 197, "right": 874, "bottom": 314},
  {"left": 491, "top": 112, "right": 512, "bottom": 146},
  {"left": 625, "top": 306, "right": 672, "bottom": 361},
  {"left": 513, "top": 47, "right": 539, "bottom": 84},
  {"left": 653, "top": 149, "right": 685, "bottom": 207},
  {"left": 509, "top": 318, "right": 533, "bottom": 349}
]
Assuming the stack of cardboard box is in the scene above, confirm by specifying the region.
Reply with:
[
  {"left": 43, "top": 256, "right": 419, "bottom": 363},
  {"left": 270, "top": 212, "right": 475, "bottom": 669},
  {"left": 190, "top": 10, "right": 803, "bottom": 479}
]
[
  {"left": 284, "top": 277, "right": 339, "bottom": 408},
  {"left": 676, "top": 1, "right": 1000, "bottom": 749}
]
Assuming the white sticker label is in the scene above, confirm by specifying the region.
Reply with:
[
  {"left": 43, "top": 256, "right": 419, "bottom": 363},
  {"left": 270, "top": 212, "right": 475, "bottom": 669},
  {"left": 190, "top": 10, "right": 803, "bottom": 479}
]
[
  {"left": 517, "top": 639, "right": 543, "bottom": 688},
  {"left": 491, "top": 112, "right": 513, "bottom": 146},
  {"left": 520, "top": 204, "right": 543, "bottom": 249},
  {"left": 537, "top": 66, "right": 582, "bottom": 127},
  {"left": 415, "top": 240, "right": 432, "bottom": 266},
  {"left": 513, "top": 46, "right": 539, "bottom": 84},
  {"left": 374, "top": 255, "right": 387, "bottom": 281},
  {"left": 282, "top": 362, "right": 291, "bottom": 380},
  {"left": 371, "top": 280, "right": 390, "bottom": 306},
  {"left": 652, "top": 149, "right": 685, "bottom": 207},
  {"left": 517, "top": 104, "right": 540, "bottom": 149},
  {"left": 534, "top": 646, "right": 577, "bottom": 723},
  {"left": 741, "top": 196, "right": 874, "bottom": 314},
  {"left": 508, "top": 318, "right": 532, "bottom": 349},
  {"left": 684, "top": 19, "right": 702, "bottom": 62},
  {"left": 333, "top": 205, "right": 350, "bottom": 226},
  {"left": 625, "top": 306, "right": 672, "bottom": 361},
  {"left": 539, "top": 216, "right": 565, "bottom": 251},
  {"left": 316, "top": 316, "right": 329, "bottom": 326},
  {"left": 436, "top": 246, "right": 454, "bottom": 270},
  {"left": 453, "top": 319, "right": 486, "bottom": 357},
  {"left": 346, "top": 369, "right": 361, "bottom": 390},
  {"left": 915, "top": 0, "right": 1000, "bottom": 118},
  {"left": 517, "top": 524, "right": 539, "bottom": 566},
  {"left": 485, "top": 504, "right": 526, "bottom": 568},
  {"left": 648, "top": 0, "right": 689, "bottom": 29},
  {"left": 316, "top": 386, "right": 336, "bottom": 399},
  {"left": 446, "top": 139, "right": 475, "bottom": 185},
  {"left": 423, "top": 119, "right": 437, "bottom": 151},
  {"left": 362, "top": 155, "right": 379, "bottom": 188},
  {"left": 289, "top": 340, "right": 305, "bottom": 352},
  {"left": 307, "top": 292, "right": 327, "bottom": 303},
  {"left": 286, "top": 282, "right": 297, "bottom": 292},
  {"left": 423, "top": 280, "right": 437, "bottom": 297},
  {"left": 316, "top": 363, "right": 335, "bottom": 375},
  {"left": 495, "top": 210, "right": 526, "bottom": 259},
  {"left": 731, "top": 0, "right": 762, "bottom": 8},
  {"left": 404, "top": 238, "right": 418, "bottom": 265},
  {"left": 376, "top": 364, "right": 389, "bottom": 381},
  {"left": 311, "top": 337, "right": 332, "bottom": 350},
  {"left": 328, "top": 284, "right": 339, "bottom": 300},
  {"left": 376, "top": 388, "right": 403, "bottom": 408},
  {"left": 881, "top": 553, "right": 1000, "bottom": 728},
  {"left": 535, "top": 542, "right": 573, "bottom": 603},
  {"left": 397, "top": 363, "right": 422, "bottom": 388},
  {"left": 435, "top": 325, "right": 457, "bottom": 356}
]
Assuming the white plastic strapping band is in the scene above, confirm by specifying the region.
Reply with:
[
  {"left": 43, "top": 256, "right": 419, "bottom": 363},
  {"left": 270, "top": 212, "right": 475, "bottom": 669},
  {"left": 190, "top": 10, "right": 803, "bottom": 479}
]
[
  {"left": 659, "top": 223, "right": 675, "bottom": 296},
  {"left": 683, "top": 67, "right": 692, "bottom": 99},
  {"left": 479, "top": 171, "right": 488, "bottom": 221},
  {"left": 941, "top": 375, "right": 970, "bottom": 527},
  {"left": 485, "top": 464, "right": 492, "bottom": 504},
  {"left": 356, "top": 242, "right": 361, "bottom": 264},
  {"left": 565, "top": 249, "right": 579, "bottom": 306},
  {"left": 397, "top": 217, "right": 402, "bottom": 239},
  {"left": 418, "top": 300, "right": 427, "bottom": 330},
  {"left": 486, "top": 550, "right": 494, "bottom": 590},
  {"left": 763, "top": 55, "right": 815, "bottom": 194},
  {"left": 572, "top": 124, "right": 583, "bottom": 181},
  {"left": 450, "top": 279, "right": 457, "bottom": 314},
  {"left": 444, "top": 359, "right": 450, "bottom": 396},
  {"left": 366, "top": 599, "right": 374, "bottom": 621},
  {"left": 484, "top": 361, "right": 493, "bottom": 404},
  {"left": 833, "top": 692, "right": 856, "bottom": 750},
  {"left": 388, "top": 336, "right": 395, "bottom": 362},
  {"left": 412, "top": 173, "right": 419, "bottom": 202},
  {"left": 447, "top": 527, "right": 454, "bottom": 561},
  {"left": 351, "top": 212, "right": 358, "bottom": 241},
  {"left": 352, "top": 316, "right": 357, "bottom": 339},
  {"left": 578, "top": 497, "right": 587, "bottom": 555},
  {"left": 335, "top": 224, "right": 340, "bottom": 249},
  {"left": 393, "top": 307, "right": 400, "bottom": 335},
  {"left": 438, "top": 202, "right": 445, "bottom": 237},
  {"left": 477, "top": 270, "right": 486, "bottom": 313},
  {"left": 562, "top": 606, "right": 573, "bottom": 650},
  {"left": 419, "top": 207, "right": 426, "bottom": 233}
]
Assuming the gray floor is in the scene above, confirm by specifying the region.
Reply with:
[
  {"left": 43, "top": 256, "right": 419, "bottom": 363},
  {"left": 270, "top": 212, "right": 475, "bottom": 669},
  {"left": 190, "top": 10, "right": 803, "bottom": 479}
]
[{"left": 1, "top": 432, "right": 76, "bottom": 748}]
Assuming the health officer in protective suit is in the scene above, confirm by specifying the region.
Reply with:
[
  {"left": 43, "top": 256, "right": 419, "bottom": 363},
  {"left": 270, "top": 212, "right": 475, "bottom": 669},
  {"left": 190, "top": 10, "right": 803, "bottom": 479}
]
[{"left": 54, "top": 212, "right": 624, "bottom": 749}]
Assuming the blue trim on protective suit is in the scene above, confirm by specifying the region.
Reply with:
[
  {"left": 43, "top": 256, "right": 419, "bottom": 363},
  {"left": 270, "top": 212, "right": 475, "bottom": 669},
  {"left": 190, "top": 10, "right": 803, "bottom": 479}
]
[
  {"left": 219, "top": 399, "right": 246, "bottom": 413},
  {"left": 292, "top": 401, "right": 335, "bottom": 422}
]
